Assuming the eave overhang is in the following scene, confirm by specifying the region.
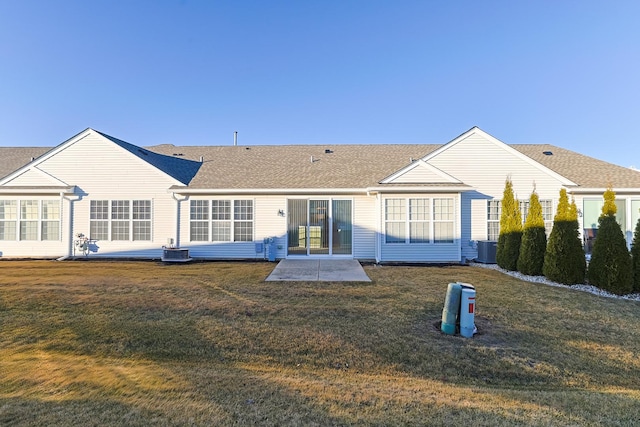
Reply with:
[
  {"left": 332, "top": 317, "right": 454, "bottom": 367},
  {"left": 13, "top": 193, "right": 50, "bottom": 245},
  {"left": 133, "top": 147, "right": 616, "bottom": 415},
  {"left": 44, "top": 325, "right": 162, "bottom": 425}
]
[{"left": 0, "top": 185, "right": 76, "bottom": 195}]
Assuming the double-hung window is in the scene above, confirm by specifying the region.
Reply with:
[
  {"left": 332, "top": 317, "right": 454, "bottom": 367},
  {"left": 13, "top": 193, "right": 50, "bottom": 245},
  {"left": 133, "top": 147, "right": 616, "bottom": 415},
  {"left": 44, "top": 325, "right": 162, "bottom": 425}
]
[
  {"left": 0, "top": 200, "right": 17, "bottom": 240},
  {"left": 488, "top": 198, "right": 554, "bottom": 239},
  {"left": 0, "top": 199, "right": 61, "bottom": 241},
  {"left": 41, "top": 200, "right": 60, "bottom": 241},
  {"left": 20, "top": 200, "right": 39, "bottom": 240},
  {"left": 90, "top": 200, "right": 152, "bottom": 241},
  {"left": 385, "top": 197, "right": 455, "bottom": 244},
  {"left": 189, "top": 199, "right": 254, "bottom": 242}
]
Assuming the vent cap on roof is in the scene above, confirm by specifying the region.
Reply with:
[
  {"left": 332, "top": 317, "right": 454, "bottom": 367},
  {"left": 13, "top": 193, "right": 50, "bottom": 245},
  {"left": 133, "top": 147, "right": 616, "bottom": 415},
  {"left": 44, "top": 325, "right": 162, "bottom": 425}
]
[{"left": 543, "top": 150, "right": 553, "bottom": 156}]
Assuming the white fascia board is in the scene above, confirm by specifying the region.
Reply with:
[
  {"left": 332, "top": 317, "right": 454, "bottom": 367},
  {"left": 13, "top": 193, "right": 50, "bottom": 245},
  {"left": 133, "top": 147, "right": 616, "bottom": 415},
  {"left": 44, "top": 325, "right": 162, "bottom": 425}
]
[
  {"left": 170, "top": 186, "right": 473, "bottom": 195},
  {"left": 169, "top": 188, "right": 370, "bottom": 195},
  {"left": 0, "top": 186, "right": 76, "bottom": 194},
  {"left": 569, "top": 187, "right": 640, "bottom": 195},
  {"left": 366, "top": 185, "right": 473, "bottom": 193},
  {"left": 380, "top": 159, "right": 463, "bottom": 184},
  {"left": 422, "top": 127, "right": 578, "bottom": 187}
]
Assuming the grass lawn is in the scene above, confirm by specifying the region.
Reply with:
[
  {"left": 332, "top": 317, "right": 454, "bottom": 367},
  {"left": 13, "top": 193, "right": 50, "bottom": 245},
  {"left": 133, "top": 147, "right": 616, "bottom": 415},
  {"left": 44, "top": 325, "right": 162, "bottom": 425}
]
[{"left": 0, "top": 260, "right": 639, "bottom": 426}]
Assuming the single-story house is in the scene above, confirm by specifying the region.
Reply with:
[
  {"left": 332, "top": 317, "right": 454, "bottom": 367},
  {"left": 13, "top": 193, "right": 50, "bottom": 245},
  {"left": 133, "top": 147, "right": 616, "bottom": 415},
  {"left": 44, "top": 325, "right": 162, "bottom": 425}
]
[{"left": 1, "top": 126, "right": 639, "bottom": 262}]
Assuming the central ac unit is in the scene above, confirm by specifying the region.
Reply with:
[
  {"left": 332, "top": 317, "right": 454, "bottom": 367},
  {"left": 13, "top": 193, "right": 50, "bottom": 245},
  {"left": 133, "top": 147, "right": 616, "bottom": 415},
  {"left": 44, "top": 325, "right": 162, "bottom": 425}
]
[{"left": 476, "top": 241, "right": 497, "bottom": 264}]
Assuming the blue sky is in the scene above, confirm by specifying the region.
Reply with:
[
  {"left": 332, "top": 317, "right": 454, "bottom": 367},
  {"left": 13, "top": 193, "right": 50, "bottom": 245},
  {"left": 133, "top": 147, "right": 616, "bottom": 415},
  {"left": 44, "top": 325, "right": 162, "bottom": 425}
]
[{"left": 1, "top": 1, "right": 639, "bottom": 168}]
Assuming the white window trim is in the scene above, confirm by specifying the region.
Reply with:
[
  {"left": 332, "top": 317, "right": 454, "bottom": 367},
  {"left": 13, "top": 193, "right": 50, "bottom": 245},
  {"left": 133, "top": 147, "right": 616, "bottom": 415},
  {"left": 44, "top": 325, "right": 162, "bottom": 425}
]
[
  {"left": 189, "top": 199, "right": 255, "bottom": 243},
  {"left": 89, "top": 199, "right": 153, "bottom": 242},
  {"left": 384, "top": 196, "right": 456, "bottom": 245}
]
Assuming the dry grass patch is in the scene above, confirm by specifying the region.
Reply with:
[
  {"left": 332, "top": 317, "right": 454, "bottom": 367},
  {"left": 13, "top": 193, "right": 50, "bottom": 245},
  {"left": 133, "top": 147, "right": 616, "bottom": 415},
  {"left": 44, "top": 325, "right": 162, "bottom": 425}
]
[{"left": 0, "top": 260, "right": 639, "bottom": 426}]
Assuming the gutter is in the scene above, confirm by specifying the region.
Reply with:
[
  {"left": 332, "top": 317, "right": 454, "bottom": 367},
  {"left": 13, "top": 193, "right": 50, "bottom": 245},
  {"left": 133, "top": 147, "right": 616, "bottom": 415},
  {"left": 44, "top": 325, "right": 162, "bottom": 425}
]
[{"left": 169, "top": 185, "right": 473, "bottom": 195}]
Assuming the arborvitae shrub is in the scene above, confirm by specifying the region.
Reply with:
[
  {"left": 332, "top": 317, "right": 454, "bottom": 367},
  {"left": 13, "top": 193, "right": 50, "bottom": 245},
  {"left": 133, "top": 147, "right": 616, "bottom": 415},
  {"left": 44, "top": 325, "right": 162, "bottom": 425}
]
[
  {"left": 632, "top": 218, "right": 640, "bottom": 293},
  {"left": 543, "top": 190, "right": 585, "bottom": 284},
  {"left": 517, "top": 191, "right": 546, "bottom": 276},
  {"left": 496, "top": 178, "right": 522, "bottom": 271},
  {"left": 587, "top": 187, "right": 632, "bottom": 295}
]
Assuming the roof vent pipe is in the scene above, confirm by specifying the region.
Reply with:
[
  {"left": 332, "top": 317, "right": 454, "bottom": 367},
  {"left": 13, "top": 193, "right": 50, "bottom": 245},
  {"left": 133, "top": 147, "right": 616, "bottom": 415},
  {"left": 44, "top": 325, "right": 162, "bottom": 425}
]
[
  {"left": 199, "top": 156, "right": 204, "bottom": 162},
  {"left": 234, "top": 131, "right": 238, "bottom": 146}
]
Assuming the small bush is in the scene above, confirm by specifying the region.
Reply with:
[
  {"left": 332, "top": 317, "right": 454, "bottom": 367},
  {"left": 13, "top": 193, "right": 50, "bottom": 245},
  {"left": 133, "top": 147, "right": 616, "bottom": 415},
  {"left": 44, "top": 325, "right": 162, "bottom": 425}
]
[
  {"left": 496, "top": 178, "right": 522, "bottom": 271},
  {"left": 518, "top": 191, "right": 547, "bottom": 276},
  {"left": 587, "top": 216, "right": 632, "bottom": 295},
  {"left": 543, "top": 190, "right": 585, "bottom": 285},
  {"left": 632, "top": 218, "right": 640, "bottom": 293},
  {"left": 587, "top": 187, "right": 632, "bottom": 295}
]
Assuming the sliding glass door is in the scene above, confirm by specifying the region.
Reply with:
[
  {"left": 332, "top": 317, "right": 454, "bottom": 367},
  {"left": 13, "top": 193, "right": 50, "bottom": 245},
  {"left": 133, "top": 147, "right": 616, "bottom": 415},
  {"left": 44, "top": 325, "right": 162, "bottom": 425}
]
[{"left": 287, "top": 199, "right": 352, "bottom": 256}]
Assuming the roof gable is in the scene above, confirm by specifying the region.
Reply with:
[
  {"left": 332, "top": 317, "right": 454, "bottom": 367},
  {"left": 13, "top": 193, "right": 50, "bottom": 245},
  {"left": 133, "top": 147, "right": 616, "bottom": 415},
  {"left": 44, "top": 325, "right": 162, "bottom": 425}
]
[
  {"left": 380, "top": 160, "right": 462, "bottom": 184},
  {"left": 423, "top": 127, "right": 578, "bottom": 187},
  {"left": 2, "top": 167, "right": 68, "bottom": 186},
  {"left": 0, "top": 129, "right": 202, "bottom": 187},
  {"left": 94, "top": 131, "right": 201, "bottom": 185}
]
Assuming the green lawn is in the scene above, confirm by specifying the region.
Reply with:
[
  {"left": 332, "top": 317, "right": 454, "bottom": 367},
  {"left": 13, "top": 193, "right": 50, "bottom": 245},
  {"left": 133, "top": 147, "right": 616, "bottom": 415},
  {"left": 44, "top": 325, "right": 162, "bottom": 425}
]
[{"left": 0, "top": 260, "right": 639, "bottom": 426}]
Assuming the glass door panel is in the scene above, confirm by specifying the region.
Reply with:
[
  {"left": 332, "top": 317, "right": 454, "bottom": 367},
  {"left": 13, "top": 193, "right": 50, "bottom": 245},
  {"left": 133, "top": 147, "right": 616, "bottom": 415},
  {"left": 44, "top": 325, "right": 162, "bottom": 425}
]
[
  {"left": 309, "top": 200, "right": 329, "bottom": 254},
  {"left": 332, "top": 200, "right": 352, "bottom": 255},
  {"left": 287, "top": 199, "right": 307, "bottom": 255}
]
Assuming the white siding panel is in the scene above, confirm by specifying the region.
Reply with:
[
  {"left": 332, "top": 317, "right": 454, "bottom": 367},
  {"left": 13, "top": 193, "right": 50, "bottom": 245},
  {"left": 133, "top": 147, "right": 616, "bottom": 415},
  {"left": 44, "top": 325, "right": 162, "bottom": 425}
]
[
  {"left": 428, "top": 134, "right": 565, "bottom": 201},
  {"left": 391, "top": 164, "right": 450, "bottom": 184},
  {"left": 4, "top": 168, "right": 64, "bottom": 186},
  {"left": 13, "top": 132, "right": 184, "bottom": 258},
  {"left": 353, "top": 195, "right": 377, "bottom": 260}
]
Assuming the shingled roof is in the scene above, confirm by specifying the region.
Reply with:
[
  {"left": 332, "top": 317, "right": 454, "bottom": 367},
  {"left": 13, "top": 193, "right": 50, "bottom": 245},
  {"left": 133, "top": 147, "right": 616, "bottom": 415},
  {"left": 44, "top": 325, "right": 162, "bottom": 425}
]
[
  {"left": 148, "top": 144, "right": 442, "bottom": 189},
  {"left": 0, "top": 147, "right": 50, "bottom": 181},
  {"left": 512, "top": 144, "right": 640, "bottom": 189},
  {"left": 2, "top": 138, "right": 640, "bottom": 190}
]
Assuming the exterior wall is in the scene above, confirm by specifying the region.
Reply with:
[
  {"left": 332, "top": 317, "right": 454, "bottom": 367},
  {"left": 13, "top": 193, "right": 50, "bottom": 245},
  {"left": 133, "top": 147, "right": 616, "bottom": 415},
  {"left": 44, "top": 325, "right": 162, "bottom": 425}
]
[
  {"left": 178, "top": 194, "right": 378, "bottom": 261},
  {"left": 378, "top": 193, "right": 461, "bottom": 263},
  {"left": 428, "top": 133, "right": 566, "bottom": 262},
  {"left": 0, "top": 195, "right": 70, "bottom": 258},
  {"left": 353, "top": 195, "right": 377, "bottom": 260},
  {"left": 1, "top": 132, "right": 181, "bottom": 259}
]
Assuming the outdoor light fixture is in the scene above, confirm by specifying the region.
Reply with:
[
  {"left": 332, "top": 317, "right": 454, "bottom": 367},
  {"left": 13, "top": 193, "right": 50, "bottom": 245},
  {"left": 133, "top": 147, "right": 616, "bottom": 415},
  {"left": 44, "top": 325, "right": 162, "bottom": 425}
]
[{"left": 278, "top": 209, "right": 285, "bottom": 216}]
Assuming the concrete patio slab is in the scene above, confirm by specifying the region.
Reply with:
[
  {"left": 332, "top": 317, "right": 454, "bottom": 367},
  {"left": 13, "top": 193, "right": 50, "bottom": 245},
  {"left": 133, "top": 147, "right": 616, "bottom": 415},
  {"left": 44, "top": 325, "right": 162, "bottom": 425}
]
[{"left": 265, "top": 259, "right": 371, "bottom": 282}]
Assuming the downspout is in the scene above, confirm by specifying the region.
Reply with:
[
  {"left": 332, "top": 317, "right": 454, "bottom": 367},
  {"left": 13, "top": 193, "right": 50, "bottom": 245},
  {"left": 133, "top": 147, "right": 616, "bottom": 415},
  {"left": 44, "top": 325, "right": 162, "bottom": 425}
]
[
  {"left": 375, "top": 193, "right": 381, "bottom": 263},
  {"left": 171, "top": 191, "right": 189, "bottom": 248},
  {"left": 58, "top": 191, "right": 79, "bottom": 261}
]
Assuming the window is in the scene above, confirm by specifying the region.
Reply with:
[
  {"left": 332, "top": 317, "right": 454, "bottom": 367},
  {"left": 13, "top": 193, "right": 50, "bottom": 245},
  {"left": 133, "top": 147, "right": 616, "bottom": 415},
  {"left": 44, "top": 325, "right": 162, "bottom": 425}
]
[
  {"left": 487, "top": 200, "right": 501, "bottom": 241},
  {"left": 111, "top": 200, "right": 130, "bottom": 240},
  {"left": 409, "top": 198, "right": 429, "bottom": 243},
  {"left": 488, "top": 198, "right": 554, "bottom": 239},
  {"left": 433, "top": 198, "right": 454, "bottom": 243},
  {"left": 385, "top": 199, "right": 405, "bottom": 243},
  {"left": 90, "top": 200, "right": 152, "bottom": 241},
  {"left": 541, "top": 200, "right": 554, "bottom": 234},
  {"left": 212, "top": 200, "right": 231, "bottom": 241},
  {"left": 190, "top": 200, "right": 209, "bottom": 241},
  {"left": 385, "top": 197, "right": 455, "bottom": 244},
  {"left": 189, "top": 199, "right": 254, "bottom": 242},
  {"left": 0, "top": 200, "right": 17, "bottom": 240},
  {"left": 41, "top": 200, "right": 60, "bottom": 241},
  {"left": 132, "top": 200, "right": 151, "bottom": 241},
  {"left": 90, "top": 200, "right": 109, "bottom": 240},
  {"left": 0, "top": 199, "right": 61, "bottom": 241},
  {"left": 20, "top": 200, "right": 39, "bottom": 240}
]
